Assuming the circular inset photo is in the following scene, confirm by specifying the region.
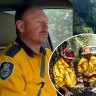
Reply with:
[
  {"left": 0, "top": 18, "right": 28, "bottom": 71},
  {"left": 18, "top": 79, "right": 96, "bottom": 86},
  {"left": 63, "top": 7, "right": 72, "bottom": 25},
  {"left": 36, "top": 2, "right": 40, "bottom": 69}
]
[{"left": 49, "top": 34, "right": 96, "bottom": 96}]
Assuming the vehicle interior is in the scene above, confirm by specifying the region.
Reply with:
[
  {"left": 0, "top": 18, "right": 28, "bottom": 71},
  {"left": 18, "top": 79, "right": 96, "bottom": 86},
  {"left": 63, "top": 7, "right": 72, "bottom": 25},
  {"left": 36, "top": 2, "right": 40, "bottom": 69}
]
[
  {"left": 0, "top": 0, "right": 73, "bottom": 51},
  {"left": 0, "top": 0, "right": 72, "bottom": 95},
  {"left": 1, "top": 1, "right": 96, "bottom": 96}
]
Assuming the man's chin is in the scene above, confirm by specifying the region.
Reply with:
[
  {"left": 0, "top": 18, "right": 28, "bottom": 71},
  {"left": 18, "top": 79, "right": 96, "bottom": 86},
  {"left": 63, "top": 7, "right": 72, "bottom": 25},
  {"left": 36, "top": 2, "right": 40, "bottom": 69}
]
[{"left": 37, "top": 38, "right": 47, "bottom": 45}]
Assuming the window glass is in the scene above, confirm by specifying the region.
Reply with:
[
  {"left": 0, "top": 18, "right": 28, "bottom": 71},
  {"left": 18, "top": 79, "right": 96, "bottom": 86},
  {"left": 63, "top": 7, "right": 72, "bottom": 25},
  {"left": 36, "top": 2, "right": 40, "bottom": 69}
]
[{"left": 44, "top": 9, "right": 73, "bottom": 49}]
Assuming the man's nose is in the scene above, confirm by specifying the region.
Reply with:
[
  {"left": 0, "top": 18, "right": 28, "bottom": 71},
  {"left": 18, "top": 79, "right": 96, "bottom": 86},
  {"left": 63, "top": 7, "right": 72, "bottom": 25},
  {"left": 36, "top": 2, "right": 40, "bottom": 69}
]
[{"left": 42, "top": 22, "right": 48, "bottom": 31}]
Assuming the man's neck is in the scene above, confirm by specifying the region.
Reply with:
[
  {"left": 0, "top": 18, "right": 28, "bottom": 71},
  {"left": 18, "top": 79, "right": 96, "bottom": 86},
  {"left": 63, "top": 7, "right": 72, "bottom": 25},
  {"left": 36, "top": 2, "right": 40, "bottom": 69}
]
[
  {"left": 20, "top": 37, "right": 41, "bottom": 54},
  {"left": 26, "top": 42, "right": 41, "bottom": 54}
]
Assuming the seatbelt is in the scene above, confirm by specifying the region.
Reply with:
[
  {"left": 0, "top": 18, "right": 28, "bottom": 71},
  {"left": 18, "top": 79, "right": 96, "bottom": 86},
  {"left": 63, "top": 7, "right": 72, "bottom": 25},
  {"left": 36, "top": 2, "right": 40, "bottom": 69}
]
[
  {"left": 37, "top": 53, "right": 45, "bottom": 96},
  {"left": 40, "top": 53, "right": 45, "bottom": 78}
]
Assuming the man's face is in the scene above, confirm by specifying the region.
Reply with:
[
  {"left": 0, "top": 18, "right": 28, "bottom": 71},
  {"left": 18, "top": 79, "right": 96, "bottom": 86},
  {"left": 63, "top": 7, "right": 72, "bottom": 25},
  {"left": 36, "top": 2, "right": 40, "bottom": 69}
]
[
  {"left": 84, "top": 53, "right": 92, "bottom": 59},
  {"left": 64, "top": 58, "right": 73, "bottom": 64},
  {"left": 17, "top": 8, "right": 48, "bottom": 44}
]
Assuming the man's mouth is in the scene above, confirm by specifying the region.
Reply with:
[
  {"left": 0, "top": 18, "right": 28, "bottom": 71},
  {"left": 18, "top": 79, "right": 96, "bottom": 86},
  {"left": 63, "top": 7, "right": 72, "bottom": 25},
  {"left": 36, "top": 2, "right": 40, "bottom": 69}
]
[{"left": 40, "top": 31, "right": 48, "bottom": 35}]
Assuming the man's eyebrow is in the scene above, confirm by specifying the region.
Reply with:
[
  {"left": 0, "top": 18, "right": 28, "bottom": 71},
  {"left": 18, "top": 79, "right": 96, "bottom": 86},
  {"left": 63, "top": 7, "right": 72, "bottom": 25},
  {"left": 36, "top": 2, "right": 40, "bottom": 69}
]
[{"left": 36, "top": 17, "right": 48, "bottom": 22}]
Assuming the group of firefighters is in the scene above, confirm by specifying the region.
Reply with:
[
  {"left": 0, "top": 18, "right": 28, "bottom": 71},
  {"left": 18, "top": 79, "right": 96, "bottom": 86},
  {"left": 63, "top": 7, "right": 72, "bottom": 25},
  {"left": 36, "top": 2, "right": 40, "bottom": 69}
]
[{"left": 53, "top": 47, "right": 96, "bottom": 96}]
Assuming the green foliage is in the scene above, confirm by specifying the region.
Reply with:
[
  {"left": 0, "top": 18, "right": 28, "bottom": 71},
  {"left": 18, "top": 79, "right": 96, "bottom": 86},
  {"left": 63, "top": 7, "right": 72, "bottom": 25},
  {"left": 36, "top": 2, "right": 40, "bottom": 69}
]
[
  {"left": 73, "top": 58, "right": 80, "bottom": 68},
  {"left": 67, "top": 34, "right": 96, "bottom": 56},
  {"left": 74, "top": 0, "right": 96, "bottom": 34},
  {"left": 83, "top": 27, "right": 93, "bottom": 33}
]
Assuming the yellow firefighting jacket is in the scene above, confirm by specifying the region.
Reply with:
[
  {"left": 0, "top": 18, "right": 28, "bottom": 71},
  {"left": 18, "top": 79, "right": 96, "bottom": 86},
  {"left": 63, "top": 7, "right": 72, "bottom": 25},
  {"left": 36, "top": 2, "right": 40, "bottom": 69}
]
[
  {"left": 53, "top": 58, "right": 76, "bottom": 88},
  {"left": 78, "top": 56, "right": 96, "bottom": 82},
  {"left": 0, "top": 37, "right": 57, "bottom": 96}
]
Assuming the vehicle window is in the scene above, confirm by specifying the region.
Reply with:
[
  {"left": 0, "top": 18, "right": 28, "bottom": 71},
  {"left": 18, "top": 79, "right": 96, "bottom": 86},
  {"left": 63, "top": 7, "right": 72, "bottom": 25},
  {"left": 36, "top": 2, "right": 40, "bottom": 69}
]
[{"left": 44, "top": 9, "right": 73, "bottom": 49}]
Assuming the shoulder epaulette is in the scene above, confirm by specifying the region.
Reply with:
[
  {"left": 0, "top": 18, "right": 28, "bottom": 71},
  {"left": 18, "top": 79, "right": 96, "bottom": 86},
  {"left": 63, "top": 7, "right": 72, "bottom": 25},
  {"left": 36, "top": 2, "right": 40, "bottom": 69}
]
[{"left": 5, "top": 44, "right": 21, "bottom": 58}]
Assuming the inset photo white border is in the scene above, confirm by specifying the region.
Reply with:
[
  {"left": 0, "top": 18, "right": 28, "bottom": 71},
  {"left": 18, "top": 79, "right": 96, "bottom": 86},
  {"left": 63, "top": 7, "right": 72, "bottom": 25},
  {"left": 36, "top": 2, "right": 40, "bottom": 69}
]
[{"left": 48, "top": 34, "right": 96, "bottom": 96}]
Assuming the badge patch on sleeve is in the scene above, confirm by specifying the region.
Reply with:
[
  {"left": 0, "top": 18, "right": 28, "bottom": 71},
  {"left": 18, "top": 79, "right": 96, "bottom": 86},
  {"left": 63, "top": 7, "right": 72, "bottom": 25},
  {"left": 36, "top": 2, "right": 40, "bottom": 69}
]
[{"left": 0, "top": 62, "right": 14, "bottom": 80}]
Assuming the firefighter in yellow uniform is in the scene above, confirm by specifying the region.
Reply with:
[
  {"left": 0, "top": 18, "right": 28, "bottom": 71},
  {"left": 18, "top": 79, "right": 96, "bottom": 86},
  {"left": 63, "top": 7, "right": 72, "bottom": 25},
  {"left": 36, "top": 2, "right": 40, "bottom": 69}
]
[
  {"left": 78, "top": 47, "right": 96, "bottom": 87},
  {"left": 53, "top": 48, "right": 76, "bottom": 96},
  {"left": 0, "top": 6, "right": 57, "bottom": 96}
]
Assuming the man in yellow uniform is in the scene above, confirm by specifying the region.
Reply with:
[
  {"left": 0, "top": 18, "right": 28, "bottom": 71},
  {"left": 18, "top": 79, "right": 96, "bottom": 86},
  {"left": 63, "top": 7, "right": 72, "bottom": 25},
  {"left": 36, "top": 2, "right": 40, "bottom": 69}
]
[
  {"left": 53, "top": 48, "right": 76, "bottom": 96},
  {"left": 78, "top": 47, "right": 96, "bottom": 87},
  {"left": 0, "top": 6, "right": 57, "bottom": 96}
]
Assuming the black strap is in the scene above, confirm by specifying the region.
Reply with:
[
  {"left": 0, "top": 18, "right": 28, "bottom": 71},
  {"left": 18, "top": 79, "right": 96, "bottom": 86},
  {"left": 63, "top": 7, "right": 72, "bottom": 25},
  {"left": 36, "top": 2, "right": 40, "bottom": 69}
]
[
  {"left": 37, "top": 53, "right": 45, "bottom": 96},
  {"left": 37, "top": 82, "right": 45, "bottom": 96}
]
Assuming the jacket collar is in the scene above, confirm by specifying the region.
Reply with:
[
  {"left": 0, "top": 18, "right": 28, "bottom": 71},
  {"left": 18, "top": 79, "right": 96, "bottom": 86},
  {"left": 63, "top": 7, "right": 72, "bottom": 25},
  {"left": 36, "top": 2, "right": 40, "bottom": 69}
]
[{"left": 15, "top": 37, "right": 46, "bottom": 57}]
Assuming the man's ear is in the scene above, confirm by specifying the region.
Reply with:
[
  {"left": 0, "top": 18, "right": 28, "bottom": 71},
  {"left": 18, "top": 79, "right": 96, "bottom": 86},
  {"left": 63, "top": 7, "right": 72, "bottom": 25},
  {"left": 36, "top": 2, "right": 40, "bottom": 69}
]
[{"left": 16, "top": 20, "right": 24, "bottom": 33}]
